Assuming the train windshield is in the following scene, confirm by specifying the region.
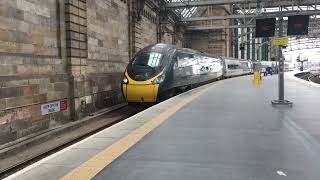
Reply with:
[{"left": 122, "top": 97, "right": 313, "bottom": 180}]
[
  {"left": 128, "top": 51, "right": 167, "bottom": 81},
  {"left": 132, "top": 52, "right": 163, "bottom": 69}
]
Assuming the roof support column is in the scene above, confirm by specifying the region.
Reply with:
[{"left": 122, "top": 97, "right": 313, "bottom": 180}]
[
  {"left": 252, "top": 32, "right": 256, "bottom": 60},
  {"left": 246, "top": 27, "right": 251, "bottom": 60}
]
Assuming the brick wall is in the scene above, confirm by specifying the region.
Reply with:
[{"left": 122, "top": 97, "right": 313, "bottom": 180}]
[
  {"left": 72, "top": 0, "right": 129, "bottom": 119},
  {"left": 133, "top": 4, "right": 183, "bottom": 54},
  {"left": 160, "top": 23, "right": 174, "bottom": 45},
  {"left": 134, "top": 5, "right": 157, "bottom": 53},
  {"left": 0, "top": 0, "right": 185, "bottom": 146},
  {"left": 185, "top": 5, "right": 232, "bottom": 56},
  {"left": 0, "top": 0, "right": 69, "bottom": 145},
  {"left": 0, "top": 0, "right": 61, "bottom": 56}
]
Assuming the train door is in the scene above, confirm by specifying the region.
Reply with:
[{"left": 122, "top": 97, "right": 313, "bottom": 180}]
[
  {"left": 220, "top": 57, "right": 227, "bottom": 77},
  {"left": 226, "top": 60, "right": 241, "bottom": 77},
  {"left": 240, "top": 61, "right": 250, "bottom": 75}
]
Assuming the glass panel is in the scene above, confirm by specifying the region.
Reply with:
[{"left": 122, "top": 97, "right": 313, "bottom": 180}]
[
  {"left": 175, "top": 52, "right": 197, "bottom": 67},
  {"left": 198, "top": 56, "right": 223, "bottom": 73},
  {"left": 228, "top": 64, "right": 240, "bottom": 69},
  {"left": 133, "top": 52, "right": 163, "bottom": 68},
  {"left": 240, "top": 61, "right": 250, "bottom": 70},
  {"left": 165, "top": 0, "right": 199, "bottom": 18}
]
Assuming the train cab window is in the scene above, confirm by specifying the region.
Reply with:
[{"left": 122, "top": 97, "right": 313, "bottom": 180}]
[
  {"left": 228, "top": 64, "right": 240, "bottom": 69},
  {"left": 127, "top": 51, "right": 167, "bottom": 81},
  {"left": 132, "top": 52, "right": 163, "bottom": 68}
]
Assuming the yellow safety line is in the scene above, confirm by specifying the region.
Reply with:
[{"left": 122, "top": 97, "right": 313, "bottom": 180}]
[{"left": 60, "top": 86, "right": 212, "bottom": 180}]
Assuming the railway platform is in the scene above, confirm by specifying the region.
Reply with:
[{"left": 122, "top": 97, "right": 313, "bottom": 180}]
[{"left": 5, "top": 73, "right": 320, "bottom": 180}]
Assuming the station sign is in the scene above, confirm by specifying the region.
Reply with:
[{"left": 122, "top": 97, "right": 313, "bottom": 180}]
[
  {"left": 255, "top": 18, "right": 276, "bottom": 37},
  {"left": 287, "top": 15, "right": 309, "bottom": 35},
  {"left": 41, "top": 100, "right": 68, "bottom": 115},
  {"left": 273, "top": 37, "right": 288, "bottom": 46}
]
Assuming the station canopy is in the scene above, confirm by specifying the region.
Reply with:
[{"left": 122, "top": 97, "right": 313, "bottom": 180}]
[{"left": 164, "top": 0, "right": 199, "bottom": 18}]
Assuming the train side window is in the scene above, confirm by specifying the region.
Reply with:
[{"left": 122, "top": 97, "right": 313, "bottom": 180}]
[
  {"left": 201, "top": 56, "right": 220, "bottom": 63},
  {"left": 228, "top": 64, "right": 240, "bottom": 69},
  {"left": 199, "top": 56, "right": 208, "bottom": 63},
  {"left": 175, "top": 52, "right": 196, "bottom": 68},
  {"left": 240, "top": 62, "right": 249, "bottom": 70}
]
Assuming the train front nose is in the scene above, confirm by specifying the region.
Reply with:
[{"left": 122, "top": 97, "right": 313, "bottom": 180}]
[
  {"left": 122, "top": 72, "right": 161, "bottom": 103},
  {"left": 122, "top": 83, "right": 159, "bottom": 103}
]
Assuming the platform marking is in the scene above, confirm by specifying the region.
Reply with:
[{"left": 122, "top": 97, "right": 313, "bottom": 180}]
[
  {"left": 276, "top": 171, "right": 287, "bottom": 176},
  {"left": 60, "top": 86, "right": 212, "bottom": 180}
]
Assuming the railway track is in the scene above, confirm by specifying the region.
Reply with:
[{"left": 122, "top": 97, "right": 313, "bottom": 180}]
[
  {"left": 0, "top": 105, "right": 147, "bottom": 179},
  {"left": 308, "top": 74, "right": 320, "bottom": 84},
  {"left": 295, "top": 71, "right": 320, "bottom": 84}
]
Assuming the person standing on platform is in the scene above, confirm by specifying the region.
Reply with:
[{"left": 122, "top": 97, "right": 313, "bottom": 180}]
[{"left": 266, "top": 66, "right": 273, "bottom": 76}]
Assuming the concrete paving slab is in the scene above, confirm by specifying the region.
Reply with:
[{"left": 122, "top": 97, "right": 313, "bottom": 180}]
[
  {"left": 12, "top": 164, "right": 74, "bottom": 180},
  {"left": 93, "top": 128, "right": 134, "bottom": 138},
  {"left": 71, "top": 137, "right": 118, "bottom": 150},
  {"left": 114, "top": 121, "right": 145, "bottom": 131},
  {"left": 42, "top": 148, "right": 100, "bottom": 167},
  {"left": 93, "top": 75, "right": 320, "bottom": 180}
]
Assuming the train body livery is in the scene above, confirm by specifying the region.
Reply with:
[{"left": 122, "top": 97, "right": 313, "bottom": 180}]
[{"left": 121, "top": 43, "right": 253, "bottom": 103}]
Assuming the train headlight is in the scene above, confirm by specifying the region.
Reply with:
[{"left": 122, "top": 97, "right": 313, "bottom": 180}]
[
  {"left": 122, "top": 77, "right": 128, "bottom": 84},
  {"left": 152, "top": 74, "right": 165, "bottom": 84}
]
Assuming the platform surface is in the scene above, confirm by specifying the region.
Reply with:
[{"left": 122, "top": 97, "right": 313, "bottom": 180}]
[{"left": 6, "top": 74, "right": 320, "bottom": 180}]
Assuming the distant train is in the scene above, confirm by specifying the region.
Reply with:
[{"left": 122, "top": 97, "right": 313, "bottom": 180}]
[{"left": 121, "top": 43, "right": 253, "bottom": 103}]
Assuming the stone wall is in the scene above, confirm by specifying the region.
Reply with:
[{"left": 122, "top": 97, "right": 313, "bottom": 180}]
[
  {"left": 185, "top": 30, "right": 227, "bottom": 55},
  {"left": 0, "top": 0, "right": 69, "bottom": 145},
  {"left": 0, "top": 0, "right": 185, "bottom": 146},
  {"left": 174, "top": 26, "right": 185, "bottom": 48},
  {"left": 71, "top": 0, "right": 129, "bottom": 119},
  {"left": 134, "top": 5, "right": 157, "bottom": 52},
  {"left": 131, "top": 4, "right": 183, "bottom": 55},
  {"left": 160, "top": 23, "right": 174, "bottom": 45},
  {"left": 185, "top": 5, "right": 232, "bottom": 56}
]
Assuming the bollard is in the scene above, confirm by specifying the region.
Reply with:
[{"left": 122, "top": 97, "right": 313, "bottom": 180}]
[{"left": 253, "top": 71, "right": 261, "bottom": 85}]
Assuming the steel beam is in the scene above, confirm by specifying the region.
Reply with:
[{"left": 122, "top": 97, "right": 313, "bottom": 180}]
[
  {"left": 166, "top": 0, "right": 256, "bottom": 8},
  {"left": 236, "top": 0, "right": 319, "bottom": 9},
  {"left": 181, "top": 10, "right": 320, "bottom": 21},
  {"left": 186, "top": 25, "right": 255, "bottom": 30},
  {"left": 182, "top": 14, "right": 255, "bottom": 21},
  {"left": 166, "top": 0, "right": 318, "bottom": 9},
  {"left": 186, "top": 21, "right": 320, "bottom": 30},
  {"left": 186, "top": 21, "right": 320, "bottom": 31}
]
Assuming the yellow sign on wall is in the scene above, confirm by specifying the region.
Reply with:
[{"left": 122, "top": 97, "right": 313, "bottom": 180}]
[{"left": 273, "top": 37, "right": 289, "bottom": 46}]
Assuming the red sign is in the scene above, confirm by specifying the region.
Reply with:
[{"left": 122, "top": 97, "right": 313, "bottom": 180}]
[{"left": 60, "top": 100, "right": 68, "bottom": 111}]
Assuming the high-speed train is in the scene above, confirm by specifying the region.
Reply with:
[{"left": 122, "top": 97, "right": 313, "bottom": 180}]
[{"left": 121, "top": 43, "right": 253, "bottom": 103}]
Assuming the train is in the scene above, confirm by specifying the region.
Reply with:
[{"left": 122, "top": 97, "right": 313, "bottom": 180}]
[{"left": 121, "top": 43, "right": 254, "bottom": 103}]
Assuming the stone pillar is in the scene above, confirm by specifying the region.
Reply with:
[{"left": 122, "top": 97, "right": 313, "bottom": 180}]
[
  {"left": 64, "top": 0, "right": 88, "bottom": 120},
  {"left": 240, "top": 28, "right": 245, "bottom": 59},
  {"left": 65, "top": 0, "right": 88, "bottom": 61},
  {"left": 128, "top": 0, "right": 136, "bottom": 59},
  {"left": 252, "top": 32, "right": 256, "bottom": 60},
  {"left": 246, "top": 27, "right": 251, "bottom": 60},
  {"left": 234, "top": 27, "right": 239, "bottom": 58}
]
